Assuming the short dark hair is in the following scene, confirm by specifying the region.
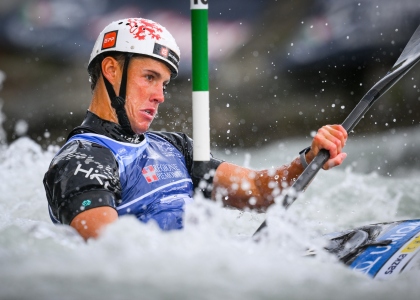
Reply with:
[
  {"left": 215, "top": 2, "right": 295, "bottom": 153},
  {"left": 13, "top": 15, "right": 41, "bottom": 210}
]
[{"left": 87, "top": 52, "right": 126, "bottom": 91}]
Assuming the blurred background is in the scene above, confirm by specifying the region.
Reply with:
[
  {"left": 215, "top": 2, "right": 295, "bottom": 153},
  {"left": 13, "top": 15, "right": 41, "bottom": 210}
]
[{"left": 0, "top": 0, "right": 419, "bottom": 151}]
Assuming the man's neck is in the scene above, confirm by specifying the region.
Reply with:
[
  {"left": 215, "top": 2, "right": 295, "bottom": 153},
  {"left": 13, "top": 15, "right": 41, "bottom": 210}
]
[{"left": 88, "top": 80, "right": 118, "bottom": 124}]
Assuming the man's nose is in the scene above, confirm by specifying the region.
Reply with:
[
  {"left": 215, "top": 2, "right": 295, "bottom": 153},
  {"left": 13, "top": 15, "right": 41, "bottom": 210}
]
[{"left": 152, "top": 85, "right": 165, "bottom": 103}]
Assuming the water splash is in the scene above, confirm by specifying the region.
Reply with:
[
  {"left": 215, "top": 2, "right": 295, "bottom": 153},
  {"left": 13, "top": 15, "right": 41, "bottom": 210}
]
[{"left": 0, "top": 133, "right": 420, "bottom": 299}]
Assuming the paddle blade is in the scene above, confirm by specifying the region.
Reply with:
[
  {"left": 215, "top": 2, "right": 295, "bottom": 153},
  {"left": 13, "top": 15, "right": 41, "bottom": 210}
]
[
  {"left": 392, "top": 24, "right": 420, "bottom": 70},
  {"left": 341, "top": 25, "right": 420, "bottom": 133}
]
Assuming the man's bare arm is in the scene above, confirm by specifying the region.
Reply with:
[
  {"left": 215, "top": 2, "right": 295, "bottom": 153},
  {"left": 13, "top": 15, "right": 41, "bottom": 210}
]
[
  {"left": 70, "top": 206, "right": 118, "bottom": 240},
  {"left": 212, "top": 124, "right": 347, "bottom": 211}
]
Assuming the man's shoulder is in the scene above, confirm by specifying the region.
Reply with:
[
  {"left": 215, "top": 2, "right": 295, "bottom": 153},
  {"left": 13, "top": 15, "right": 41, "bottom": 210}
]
[
  {"left": 147, "top": 131, "right": 193, "bottom": 154},
  {"left": 53, "top": 138, "right": 115, "bottom": 164},
  {"left": 148, "top": 131, "right": 191, "bottom": 141}
]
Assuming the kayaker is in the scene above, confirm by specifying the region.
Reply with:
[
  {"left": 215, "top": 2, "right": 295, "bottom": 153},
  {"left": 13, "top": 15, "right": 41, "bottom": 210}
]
[{"left": 43, "top": 18, "right": 348, "bottom": 240}]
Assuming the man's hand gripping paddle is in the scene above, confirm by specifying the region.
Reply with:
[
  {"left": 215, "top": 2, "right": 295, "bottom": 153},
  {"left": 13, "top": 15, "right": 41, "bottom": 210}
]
[{"left": 254, "top": 24, "right": 420, "bottom": 236}]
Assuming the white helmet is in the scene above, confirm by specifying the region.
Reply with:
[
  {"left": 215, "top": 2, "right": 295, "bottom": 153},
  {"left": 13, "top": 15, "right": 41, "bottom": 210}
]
[{"left": 89, "top": 18, "right": 180, "bottom": 78}]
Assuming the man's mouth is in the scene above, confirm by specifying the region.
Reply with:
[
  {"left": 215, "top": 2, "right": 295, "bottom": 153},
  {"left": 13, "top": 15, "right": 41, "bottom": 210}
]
[{"left": 141, "top": 108, "right": 156, "bottom": 119}]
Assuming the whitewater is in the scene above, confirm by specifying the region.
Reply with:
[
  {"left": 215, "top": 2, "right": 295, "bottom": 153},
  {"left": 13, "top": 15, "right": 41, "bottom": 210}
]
[{"left": 0, "top": 109, "right": 420, "bottom": 299}]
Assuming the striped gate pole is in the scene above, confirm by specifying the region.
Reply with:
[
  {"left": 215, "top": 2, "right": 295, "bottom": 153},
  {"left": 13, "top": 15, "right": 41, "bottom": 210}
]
[{"left": 191, "top": 0, "right": 210, "bottom": 168}]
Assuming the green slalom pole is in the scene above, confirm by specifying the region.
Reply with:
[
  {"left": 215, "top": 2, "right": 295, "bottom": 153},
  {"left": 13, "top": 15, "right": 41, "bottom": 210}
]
[{"left": 191, "top": 0, "right": 210, "bottom": 166}]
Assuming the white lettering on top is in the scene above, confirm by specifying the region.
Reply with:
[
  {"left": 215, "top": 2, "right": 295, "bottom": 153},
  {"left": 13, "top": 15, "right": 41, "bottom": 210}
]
[{"left": 74, "top": 164, "right": 110, "bottom": 188}]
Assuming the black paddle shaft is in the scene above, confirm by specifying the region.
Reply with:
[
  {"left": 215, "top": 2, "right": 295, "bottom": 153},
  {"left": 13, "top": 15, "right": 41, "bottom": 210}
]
[{"left": 254, "top": 24, "right": 420, "bottom": 235}]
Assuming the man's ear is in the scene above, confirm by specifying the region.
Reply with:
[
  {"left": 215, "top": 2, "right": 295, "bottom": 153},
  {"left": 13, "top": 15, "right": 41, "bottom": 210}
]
[{"left": 101, "top": 56, "right": 121, "bottom": 86}]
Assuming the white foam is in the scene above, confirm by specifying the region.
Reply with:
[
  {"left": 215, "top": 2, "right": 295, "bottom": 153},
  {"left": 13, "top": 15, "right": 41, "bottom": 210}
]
[{"left": 0, "top": 131, "right": 420, "bottom": 299}]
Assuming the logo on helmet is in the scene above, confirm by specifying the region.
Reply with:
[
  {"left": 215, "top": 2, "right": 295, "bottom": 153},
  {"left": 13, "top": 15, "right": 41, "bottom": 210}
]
[
  {"left": 159, "top": 46, "right": 169, "bottom": 58},
  {"left": 102, "top": 30, "right": 118, "bottom": 49},
  {"left": 127, "top": 18, "right": 163, "bottom": 40},
  {"left": 153, "top": 43, "right": 179, "bottom": 68}
]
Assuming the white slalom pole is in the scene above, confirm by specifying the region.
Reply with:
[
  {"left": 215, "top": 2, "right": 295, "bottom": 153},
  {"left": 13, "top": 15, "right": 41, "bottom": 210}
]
[{"left": 191, "top": 0, "right": 210, "bottom": 163}]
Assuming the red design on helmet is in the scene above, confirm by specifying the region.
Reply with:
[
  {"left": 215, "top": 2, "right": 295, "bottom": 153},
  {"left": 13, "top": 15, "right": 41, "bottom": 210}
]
[{"left": 127, "top": 18, "right": 163, "bottom": 41}]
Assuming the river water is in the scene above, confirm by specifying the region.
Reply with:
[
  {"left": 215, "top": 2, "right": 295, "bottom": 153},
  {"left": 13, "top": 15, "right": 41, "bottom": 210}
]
[{"left": 1, "top": 120, "right": 420, "bottom": 300}]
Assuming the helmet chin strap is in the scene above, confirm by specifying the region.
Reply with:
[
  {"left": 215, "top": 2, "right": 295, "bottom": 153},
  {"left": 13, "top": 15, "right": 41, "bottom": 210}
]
[{"left": 101, "top": 53, "right": 135, "bottom": 135}]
